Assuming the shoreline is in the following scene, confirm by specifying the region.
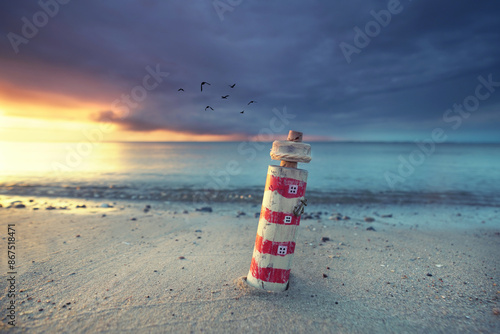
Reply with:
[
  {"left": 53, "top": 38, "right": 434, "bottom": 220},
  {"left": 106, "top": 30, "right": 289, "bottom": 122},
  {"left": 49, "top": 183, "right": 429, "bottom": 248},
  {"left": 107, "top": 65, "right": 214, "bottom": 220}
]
[
  {"left": 1, "top": 194, "right": 499, "bottom": 231},
  {"left": 1, "top": 186, "right": 499, "bottom": 208},
  {"left": 1, "top": 195, "right": 499, "bottom": 332}
]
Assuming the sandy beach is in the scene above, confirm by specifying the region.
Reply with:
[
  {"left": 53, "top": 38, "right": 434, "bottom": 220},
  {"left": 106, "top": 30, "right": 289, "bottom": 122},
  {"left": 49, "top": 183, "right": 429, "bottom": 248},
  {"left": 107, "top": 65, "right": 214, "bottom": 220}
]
[
  {"left": 1, "top": 195, "right": 499, "bottom": 333},
  {"left": 2, "top": 0, "right": 500, "bottom": 333}
]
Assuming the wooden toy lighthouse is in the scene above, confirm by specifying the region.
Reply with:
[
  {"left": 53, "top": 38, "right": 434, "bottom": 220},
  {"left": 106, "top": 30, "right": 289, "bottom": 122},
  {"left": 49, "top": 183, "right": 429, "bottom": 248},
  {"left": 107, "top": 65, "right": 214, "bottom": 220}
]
[{"left": 246, "top": 130, "right": 311, "bottom": 292}]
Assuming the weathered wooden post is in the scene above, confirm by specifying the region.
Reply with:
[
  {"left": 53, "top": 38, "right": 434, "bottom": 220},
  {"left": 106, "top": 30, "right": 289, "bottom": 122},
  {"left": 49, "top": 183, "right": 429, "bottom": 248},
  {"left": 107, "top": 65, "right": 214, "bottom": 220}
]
[{"left": 246, "top": 130, "right": 312, "bottom": 292}]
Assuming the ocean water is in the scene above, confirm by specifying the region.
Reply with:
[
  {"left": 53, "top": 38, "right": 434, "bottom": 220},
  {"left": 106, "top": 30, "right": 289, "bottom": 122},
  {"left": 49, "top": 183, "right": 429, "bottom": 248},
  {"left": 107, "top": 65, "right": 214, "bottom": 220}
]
[{"left": 0, "top": 141, "right": 499, "bottom": 206}]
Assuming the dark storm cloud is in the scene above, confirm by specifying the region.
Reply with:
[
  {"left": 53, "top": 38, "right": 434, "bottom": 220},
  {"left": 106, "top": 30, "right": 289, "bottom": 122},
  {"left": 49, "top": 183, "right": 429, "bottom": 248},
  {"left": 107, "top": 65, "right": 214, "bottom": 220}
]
[
  {"left": 1, "top": 0, "right": 499, "bottom": 141},
  {"left": 92, "top": 110, "right": 163, "bottom": 132}
]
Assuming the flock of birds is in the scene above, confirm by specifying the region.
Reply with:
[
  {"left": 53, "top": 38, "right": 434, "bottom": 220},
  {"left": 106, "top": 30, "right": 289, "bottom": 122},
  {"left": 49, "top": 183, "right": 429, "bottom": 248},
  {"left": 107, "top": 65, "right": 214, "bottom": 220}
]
[{"left": 177, "top": 82, "right": 256, "bottom": 114}]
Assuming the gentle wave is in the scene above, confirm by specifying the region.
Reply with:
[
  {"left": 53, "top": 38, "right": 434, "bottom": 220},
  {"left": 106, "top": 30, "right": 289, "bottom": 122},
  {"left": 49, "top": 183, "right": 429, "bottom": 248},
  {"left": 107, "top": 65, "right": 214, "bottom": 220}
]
[{"left": 0, "top": 183, "right": 498, "bottom": 207}]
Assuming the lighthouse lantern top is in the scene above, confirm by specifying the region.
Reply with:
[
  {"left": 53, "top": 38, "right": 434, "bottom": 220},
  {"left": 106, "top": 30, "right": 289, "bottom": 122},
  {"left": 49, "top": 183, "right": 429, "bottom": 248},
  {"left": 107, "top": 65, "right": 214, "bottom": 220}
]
[{"left": 270, "top": 130, "right": 312, "bottom": 167}]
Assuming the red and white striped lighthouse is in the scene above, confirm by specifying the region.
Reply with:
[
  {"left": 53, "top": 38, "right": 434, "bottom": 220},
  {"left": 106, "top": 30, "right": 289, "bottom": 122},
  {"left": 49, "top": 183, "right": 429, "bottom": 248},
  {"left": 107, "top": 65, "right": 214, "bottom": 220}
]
[{"left": 246, "top": 130, "right": 311, "bottom": 292}]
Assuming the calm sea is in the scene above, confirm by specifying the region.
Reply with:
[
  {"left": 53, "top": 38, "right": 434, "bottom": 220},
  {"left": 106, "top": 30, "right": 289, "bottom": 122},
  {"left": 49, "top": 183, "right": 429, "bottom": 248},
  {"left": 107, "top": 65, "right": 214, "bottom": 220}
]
[{"left": 0, "top": 141, "right": 499, "bottom": 206}]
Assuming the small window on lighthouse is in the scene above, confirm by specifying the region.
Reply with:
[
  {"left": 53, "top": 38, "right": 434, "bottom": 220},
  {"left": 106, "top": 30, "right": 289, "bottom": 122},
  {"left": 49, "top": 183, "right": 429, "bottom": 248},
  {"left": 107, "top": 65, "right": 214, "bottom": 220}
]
[
  {"left": 277, "top": 245, "right": 287, "bottom": 256},
  {"left": 284, "top": 216, "right": 292, "bottom": 224},
  {"left": 288, "top": 185, "right": 298, "bottom": 194}
]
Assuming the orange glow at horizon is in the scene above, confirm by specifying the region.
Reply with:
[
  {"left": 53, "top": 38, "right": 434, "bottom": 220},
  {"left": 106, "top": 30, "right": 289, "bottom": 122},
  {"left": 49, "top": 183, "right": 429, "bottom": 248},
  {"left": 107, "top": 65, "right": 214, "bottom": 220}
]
[
  {"left": 0, "top": 79, "right": 246, "bottom": 142},
  {"left": 0, "top": 83, "right": 104, "bottom": 120},
  {"left": 0, "top": 113, "right": 246, "bottom": 143}
]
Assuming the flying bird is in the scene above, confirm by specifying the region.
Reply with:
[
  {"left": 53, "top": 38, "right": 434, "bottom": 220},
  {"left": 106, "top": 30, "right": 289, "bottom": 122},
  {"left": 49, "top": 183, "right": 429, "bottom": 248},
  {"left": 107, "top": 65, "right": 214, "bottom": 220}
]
[
  {"left": 201, "top": 81, "right": 211, "bottom": 91},
  {"left": 221, "top": 95, "right": 229, "bottom": 99},
  {"left": 205, "top": 106, "right": 214, "bottom": 111},
  {"left": 178, "top": 88, "right": 184, "bottom": 91},
  {"left": 229, "top": 84, "right": 236, "bottom": 88},
  {"left": 247, "top": 100, "right": 256, "bottom": 105},
  {"left": 240, "top": 110, "right": 244, "bottom": 114}
]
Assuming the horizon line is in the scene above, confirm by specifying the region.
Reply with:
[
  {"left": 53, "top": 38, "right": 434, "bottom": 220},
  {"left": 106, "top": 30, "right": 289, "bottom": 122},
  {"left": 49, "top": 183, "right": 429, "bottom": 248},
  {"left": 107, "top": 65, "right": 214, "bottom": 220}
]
[{"left": 1, "top": 139, "right": 499, "bottom": 145}]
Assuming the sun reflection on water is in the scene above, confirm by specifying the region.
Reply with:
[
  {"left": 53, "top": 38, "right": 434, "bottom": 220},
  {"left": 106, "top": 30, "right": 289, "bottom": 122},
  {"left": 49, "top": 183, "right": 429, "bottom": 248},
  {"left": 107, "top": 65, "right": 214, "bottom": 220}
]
[{"left": 0, "top": 141, "right": 126, "bottom": 177}]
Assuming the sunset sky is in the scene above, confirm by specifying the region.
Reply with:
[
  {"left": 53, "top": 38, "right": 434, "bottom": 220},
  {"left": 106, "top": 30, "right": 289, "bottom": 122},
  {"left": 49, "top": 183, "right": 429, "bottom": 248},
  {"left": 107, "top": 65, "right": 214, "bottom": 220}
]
[{"left": 1, "top": 0, "right": 499, "bottom": 143}]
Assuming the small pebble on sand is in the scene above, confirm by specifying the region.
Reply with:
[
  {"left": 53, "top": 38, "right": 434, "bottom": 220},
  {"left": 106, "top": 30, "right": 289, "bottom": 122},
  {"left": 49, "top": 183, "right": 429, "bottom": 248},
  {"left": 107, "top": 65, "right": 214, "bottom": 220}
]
[{"left": 196, "top": 207, "right": 213, "bottom": 213}]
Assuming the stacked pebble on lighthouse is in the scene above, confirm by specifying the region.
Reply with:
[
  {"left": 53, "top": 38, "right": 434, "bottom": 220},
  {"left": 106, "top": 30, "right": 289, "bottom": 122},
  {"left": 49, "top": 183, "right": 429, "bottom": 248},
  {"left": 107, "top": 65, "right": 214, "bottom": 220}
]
[{"left": 246, "top": 130, "right": 311, "bottom": 292}]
